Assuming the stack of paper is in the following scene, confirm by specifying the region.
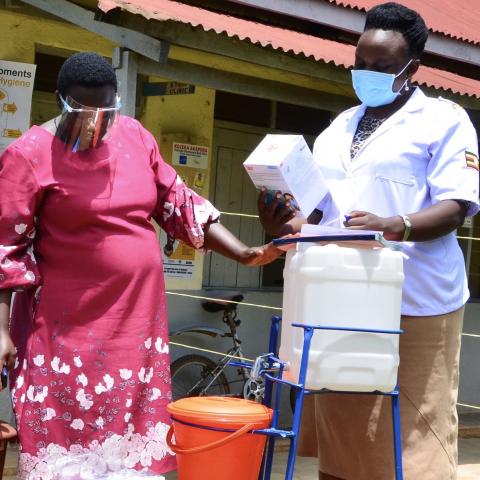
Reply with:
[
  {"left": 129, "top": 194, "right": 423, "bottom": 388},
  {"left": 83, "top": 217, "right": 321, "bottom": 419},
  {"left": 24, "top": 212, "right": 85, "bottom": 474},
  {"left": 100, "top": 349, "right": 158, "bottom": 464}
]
[{"left": 273, "top": 225, "right": 400, "bottom": 250}]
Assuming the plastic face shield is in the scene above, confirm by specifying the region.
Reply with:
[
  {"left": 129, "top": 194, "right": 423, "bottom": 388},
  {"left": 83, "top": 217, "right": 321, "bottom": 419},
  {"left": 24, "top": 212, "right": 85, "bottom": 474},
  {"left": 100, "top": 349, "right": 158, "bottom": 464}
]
[{"left": 56, "top": 94, "right": 121, "bottom": 152}]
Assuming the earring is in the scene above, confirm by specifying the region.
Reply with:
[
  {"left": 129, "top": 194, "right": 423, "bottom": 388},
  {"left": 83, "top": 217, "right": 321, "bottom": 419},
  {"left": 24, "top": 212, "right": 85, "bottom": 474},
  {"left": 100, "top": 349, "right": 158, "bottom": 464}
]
[{"left": 405, "top": 84, "right": 410, "bottom": 92}]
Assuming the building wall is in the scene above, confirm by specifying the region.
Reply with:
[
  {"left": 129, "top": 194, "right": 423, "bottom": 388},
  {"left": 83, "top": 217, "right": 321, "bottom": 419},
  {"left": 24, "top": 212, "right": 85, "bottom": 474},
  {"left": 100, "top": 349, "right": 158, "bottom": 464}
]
[
  {"left": 0, "top": 8, "right": 114, "bottom": 63},
  {"left": 140, "top": 82, "right": 216, "bottom": 290},
  {"left": 459, "top": 303, "right": 480, "bottom": 413}
]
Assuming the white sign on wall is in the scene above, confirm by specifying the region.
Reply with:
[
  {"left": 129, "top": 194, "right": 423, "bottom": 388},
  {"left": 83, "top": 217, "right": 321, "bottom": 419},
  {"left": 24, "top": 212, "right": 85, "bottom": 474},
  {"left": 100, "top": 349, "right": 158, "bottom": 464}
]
[
  {"left": 172, "top": 142, "right": 209, "bottom": 170},
  {"left": 164, "top": 142, "right": 209, "bottom": 279},
  {"left": 0, "top": 60, "right": 37, "bottom": 151}
]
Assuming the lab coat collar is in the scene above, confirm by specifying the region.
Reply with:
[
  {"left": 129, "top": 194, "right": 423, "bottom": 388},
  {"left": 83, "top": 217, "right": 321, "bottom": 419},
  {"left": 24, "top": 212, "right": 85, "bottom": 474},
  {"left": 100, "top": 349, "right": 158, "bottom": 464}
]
[
  {"left": 345, "top": 87, "right": 425, "bottom": 123},
  {"left": 400, "top": 87, "right": 427, "bottom": 113},
  {"left": 341, "top": 87, "right": 426, "bottom": 169}
]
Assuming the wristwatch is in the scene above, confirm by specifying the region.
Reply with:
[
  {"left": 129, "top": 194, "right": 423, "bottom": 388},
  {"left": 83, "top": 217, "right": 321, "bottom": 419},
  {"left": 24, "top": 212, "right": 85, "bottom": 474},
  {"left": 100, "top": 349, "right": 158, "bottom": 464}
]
[{"left": 400, "top": 215, "right": 412, "bottom": 241}]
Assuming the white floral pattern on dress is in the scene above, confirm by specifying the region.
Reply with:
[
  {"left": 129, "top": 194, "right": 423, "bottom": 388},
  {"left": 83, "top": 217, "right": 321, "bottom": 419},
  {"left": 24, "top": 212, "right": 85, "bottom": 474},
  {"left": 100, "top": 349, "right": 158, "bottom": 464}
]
[
  {"left": 76, "top": 373, "right": 88, "bottom": 387},
  {"left": 75, "top": 388, "right": 93, "bottom": 410},
  {"left": 51, "top": 357, "right": 70, "bottom": 374},
  {"left": 19, "top": 421, "right": 172, "bottom": 480},
  {"left": 15, "top": 223, "right": 28, "bottom": 235},
  {"left": 42, "top": 408, "right": 56, "bottom": 421},
  {"left": 26, "top": 385, "right": 48, "bottom": 402},
  {"left": 150, "top": 388, "right": 161, "bottom": 401},
  {"left": 138, "top": 367, "right": 154, "bottom": 384},
  {"left": 16, "top": 375, "right": 24, "bottom": 389},
  {"left": 157, "top": 175, "right": 220, "bottom": 251},
  {"left": 0, "top": 238, "right": 39, "bottom": 289},
  {"left": 24, "top": 270, "right": 35, "bottom": 282},
  {"left": 120, "top": 369, "right": 132, "bottom": 380},
  {"left": 33, "top": 355, "right": 44, "bottom": 367},
  {"left": 70, "top": 418, "right": 84, "bottom": 430},
  {"left": 94, "top": 374, "right": 114, "bottom": 394},
  {"left": 155, "top": 338, "right": 169, "bottom": 354}
]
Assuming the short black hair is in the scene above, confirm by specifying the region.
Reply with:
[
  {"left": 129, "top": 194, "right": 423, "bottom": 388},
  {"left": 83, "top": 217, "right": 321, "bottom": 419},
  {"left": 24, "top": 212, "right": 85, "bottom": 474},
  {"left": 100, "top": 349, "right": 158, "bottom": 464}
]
[
  {"left": 364, "top": 2, "right": 428, "bottom": 58},
  {"left": 57, "top": 52, "right": 117, "bottom": 96}
]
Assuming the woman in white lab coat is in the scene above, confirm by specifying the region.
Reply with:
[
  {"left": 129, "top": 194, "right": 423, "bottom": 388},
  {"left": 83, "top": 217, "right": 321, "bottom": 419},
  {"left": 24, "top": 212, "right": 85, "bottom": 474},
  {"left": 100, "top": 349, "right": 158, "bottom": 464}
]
[{"left": 258, "top": 3, "right": 479, "bottom": 480}]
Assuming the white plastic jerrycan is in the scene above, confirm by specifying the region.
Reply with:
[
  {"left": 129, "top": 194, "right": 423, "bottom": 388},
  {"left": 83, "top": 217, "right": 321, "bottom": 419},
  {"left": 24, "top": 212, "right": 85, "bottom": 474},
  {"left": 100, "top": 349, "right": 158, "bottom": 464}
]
[{"left": 279, "top": 243, "right": 404, "bottom": 393}]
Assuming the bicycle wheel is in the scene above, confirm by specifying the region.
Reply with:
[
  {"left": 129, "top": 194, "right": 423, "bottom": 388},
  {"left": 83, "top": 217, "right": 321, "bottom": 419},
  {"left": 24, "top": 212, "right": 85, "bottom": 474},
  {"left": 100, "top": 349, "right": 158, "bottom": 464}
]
[{"left": 170, "top": 354, "right": 230, "bottom": 401}]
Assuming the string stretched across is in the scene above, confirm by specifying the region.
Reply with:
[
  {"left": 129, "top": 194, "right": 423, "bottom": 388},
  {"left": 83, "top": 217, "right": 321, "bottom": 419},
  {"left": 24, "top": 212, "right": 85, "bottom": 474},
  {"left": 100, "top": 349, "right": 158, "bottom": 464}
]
[
  {"left": 220, "top": 211, "right": 260, "bottom": 219},
  {"left": 456, "top": 402, "right": 480, "bottom": 412},
  {"left": 169, "top": 340, "right": 255, "bottom": 363},
  {"left": 166, "top": 292, "right": 479, "bottom": 340},
  {"left": 165, "top": 291, "right": 282, "bottom": 311}
]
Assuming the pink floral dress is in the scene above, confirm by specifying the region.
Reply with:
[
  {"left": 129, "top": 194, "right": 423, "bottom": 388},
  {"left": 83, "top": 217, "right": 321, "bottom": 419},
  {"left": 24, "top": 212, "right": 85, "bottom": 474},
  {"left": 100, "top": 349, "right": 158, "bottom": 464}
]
[{"left": 0, "top": 116, "right": 219, "bottom": 479}]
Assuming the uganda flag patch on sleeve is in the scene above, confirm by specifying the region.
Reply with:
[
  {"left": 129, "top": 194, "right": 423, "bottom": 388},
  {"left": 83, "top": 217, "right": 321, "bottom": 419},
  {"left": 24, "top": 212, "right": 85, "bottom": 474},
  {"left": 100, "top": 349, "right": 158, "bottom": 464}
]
[{"left": 466, "top": 151, "right": 479, "bottom": 171}]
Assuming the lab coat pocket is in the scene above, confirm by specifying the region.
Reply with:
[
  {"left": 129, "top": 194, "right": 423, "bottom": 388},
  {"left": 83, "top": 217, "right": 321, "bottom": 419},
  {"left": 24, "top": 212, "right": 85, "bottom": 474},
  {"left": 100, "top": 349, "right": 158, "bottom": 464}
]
[
  {"left": 375, "top": 172, "right": 415, "bottom": 186},
  {"left": 374, "top": 166, "right": 417, "bottom": 211}
]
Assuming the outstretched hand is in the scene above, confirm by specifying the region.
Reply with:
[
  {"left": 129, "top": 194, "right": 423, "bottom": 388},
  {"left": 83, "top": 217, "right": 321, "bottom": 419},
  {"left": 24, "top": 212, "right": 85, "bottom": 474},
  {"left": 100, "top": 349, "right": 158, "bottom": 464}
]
[{"left": 239, "top": 241, "right": 283, "bottom": 266}]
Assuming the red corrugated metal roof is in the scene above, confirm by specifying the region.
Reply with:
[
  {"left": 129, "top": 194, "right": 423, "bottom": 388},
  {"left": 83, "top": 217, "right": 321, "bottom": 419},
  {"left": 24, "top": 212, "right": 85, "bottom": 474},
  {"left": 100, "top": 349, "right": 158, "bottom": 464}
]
[
  {"left": 327, "top": 0, "right": 480, "bottom": 46},
  {"left": 98, "top": 0, "right": 480, "bottom": 99}
]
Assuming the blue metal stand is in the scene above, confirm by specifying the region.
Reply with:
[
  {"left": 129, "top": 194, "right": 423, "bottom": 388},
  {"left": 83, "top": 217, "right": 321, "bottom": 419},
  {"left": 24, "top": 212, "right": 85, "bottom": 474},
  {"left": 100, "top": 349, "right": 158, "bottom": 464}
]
[{"left": 255, "top": 316, "right": 404, "bottom": 480}]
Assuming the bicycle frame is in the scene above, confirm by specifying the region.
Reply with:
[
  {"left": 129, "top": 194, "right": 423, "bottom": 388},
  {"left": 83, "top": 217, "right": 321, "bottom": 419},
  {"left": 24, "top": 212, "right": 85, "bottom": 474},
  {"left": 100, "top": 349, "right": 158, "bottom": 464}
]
[
  {"left": 169, "top": 306, "right": 249, "bottom": 396},
  {"left": 185, "top": 345, "right": 245, "bottom": 397}
]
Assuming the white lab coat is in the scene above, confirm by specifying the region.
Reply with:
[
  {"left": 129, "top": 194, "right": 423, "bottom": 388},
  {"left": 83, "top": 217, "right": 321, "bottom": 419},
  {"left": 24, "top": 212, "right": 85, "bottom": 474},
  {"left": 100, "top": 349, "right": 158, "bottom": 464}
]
[{"left": 314, "top": 88, "right": 480, "bottom": 316}]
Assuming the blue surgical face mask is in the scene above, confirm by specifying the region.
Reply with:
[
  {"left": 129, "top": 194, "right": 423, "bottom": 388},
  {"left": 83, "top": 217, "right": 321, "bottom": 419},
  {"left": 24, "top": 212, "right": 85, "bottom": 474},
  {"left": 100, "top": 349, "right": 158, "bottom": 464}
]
[{"left": 351, "top": 59, "right": 413, "bottom": 107}]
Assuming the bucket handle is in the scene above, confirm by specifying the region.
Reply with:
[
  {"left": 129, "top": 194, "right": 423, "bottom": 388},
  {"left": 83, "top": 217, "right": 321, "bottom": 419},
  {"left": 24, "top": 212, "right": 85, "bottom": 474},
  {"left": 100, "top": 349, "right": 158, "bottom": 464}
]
[{"left": 167, "top": 422, "right": 256, "bottom": 455}]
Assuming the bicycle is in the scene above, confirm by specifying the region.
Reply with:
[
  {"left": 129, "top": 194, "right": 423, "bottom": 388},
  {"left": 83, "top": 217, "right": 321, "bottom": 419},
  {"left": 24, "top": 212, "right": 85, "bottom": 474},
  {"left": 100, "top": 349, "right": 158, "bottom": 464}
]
[{"left": 169, "top": 292, "right": 254, "bottom": 401}]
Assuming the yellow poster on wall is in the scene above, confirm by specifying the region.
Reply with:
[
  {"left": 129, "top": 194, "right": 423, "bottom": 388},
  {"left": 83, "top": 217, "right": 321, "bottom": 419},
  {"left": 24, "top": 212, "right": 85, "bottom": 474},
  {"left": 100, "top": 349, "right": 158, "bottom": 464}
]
[{"left": 162, "top": 142, "right": 209, "bottom": 281}]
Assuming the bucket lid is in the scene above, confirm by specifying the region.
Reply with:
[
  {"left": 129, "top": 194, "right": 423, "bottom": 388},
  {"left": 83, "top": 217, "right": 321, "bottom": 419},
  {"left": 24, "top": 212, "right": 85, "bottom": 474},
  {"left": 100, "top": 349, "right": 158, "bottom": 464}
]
[{"left": 167, "top": 397, "right": 272, "bottom": 426}]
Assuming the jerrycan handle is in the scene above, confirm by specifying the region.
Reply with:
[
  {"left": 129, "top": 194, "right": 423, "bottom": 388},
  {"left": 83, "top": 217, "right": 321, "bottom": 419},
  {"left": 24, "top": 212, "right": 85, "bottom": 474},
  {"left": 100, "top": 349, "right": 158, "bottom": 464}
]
[{"left": 167, "top": 422, "right": 255, "bottom": 455}]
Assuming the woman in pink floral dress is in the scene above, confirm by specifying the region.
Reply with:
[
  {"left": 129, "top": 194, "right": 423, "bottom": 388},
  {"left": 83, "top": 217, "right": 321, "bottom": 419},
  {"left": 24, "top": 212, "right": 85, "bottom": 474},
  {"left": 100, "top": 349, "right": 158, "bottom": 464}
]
[{"left": 0, "top": 52, "right": 281, "bottom": 479}]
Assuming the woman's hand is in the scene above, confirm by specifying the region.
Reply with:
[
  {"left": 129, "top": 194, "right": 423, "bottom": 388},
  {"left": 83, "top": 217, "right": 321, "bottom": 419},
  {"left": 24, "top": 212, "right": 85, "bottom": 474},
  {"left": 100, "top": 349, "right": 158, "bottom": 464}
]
[
  {"left": 238, "top": 242, "right": 283, "bottom": 266},
  {"left": 0, "top": 289, "right": 15, "bottom": 384},
  {"left": 257, "top": 188, "right": 298, "bottom": 236},
  {"left": 0, "top": 328, "right": 16, "bottom": 386},
  {"left": 345, "top": 211, "right": 404, "bottom": 241},
  {"left": 204, "top": 221, "right": 285, "bottom": 265}
]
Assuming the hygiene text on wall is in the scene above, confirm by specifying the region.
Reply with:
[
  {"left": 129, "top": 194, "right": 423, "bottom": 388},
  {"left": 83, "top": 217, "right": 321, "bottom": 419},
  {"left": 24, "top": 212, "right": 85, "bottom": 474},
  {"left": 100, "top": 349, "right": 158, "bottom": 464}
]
[
  {"left": 162, "top": 142, "right": 209, "bottom": 279},
  {"left": 0, "top": 60, "right": 37, "bottom": 152}
]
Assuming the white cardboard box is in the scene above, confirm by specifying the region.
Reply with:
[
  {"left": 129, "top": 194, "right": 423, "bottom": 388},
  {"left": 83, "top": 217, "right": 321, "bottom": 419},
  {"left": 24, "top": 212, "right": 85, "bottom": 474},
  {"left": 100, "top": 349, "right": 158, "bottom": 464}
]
[{"left": 243, "top": 134, "right": 328, "bottom": 216}]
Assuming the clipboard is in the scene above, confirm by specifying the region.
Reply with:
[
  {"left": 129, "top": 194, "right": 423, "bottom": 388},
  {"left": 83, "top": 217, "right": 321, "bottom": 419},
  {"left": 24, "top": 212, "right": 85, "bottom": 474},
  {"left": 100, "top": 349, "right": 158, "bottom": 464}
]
[{"left": 273, "top": 233, "right": 400, "bottom": 250}]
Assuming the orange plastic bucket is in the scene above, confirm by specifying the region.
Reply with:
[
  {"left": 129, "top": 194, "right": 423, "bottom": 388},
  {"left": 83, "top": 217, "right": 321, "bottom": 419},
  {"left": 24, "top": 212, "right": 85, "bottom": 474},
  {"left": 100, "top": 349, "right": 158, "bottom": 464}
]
[{"left": 167, "top": 396, "right": 273, "bottom": 480}]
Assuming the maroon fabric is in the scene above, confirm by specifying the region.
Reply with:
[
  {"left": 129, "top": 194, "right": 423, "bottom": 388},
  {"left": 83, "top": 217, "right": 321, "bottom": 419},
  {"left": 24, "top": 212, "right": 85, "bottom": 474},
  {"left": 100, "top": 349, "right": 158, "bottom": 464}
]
[{"left": 0, "top": 117, "right": 218, "bottom": 479}]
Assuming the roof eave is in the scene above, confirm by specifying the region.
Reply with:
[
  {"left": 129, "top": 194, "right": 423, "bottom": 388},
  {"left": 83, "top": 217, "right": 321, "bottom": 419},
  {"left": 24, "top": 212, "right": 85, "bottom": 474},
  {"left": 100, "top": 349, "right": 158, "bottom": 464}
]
[{"left": 227, "top": 0, "right": 480, "bottom": 67}]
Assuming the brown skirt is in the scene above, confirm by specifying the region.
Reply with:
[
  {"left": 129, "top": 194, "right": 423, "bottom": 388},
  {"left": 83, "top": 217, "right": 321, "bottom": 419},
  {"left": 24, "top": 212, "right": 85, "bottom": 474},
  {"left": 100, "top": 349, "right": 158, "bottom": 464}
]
[{"left": 298, "top": 307, "right": 464, "bottom": 480}]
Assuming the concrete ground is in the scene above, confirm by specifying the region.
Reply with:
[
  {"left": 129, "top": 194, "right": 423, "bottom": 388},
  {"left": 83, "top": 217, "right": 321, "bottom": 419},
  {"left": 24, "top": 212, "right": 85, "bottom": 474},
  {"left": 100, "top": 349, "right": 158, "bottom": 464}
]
[{"left": 3, "top": 437, "right": 480, "bottom": 479}]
